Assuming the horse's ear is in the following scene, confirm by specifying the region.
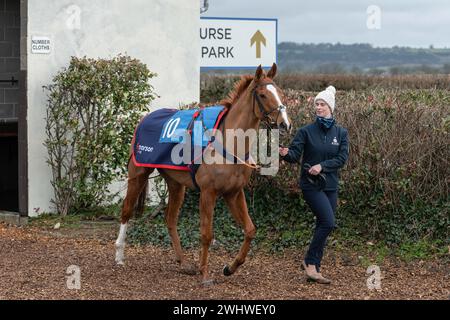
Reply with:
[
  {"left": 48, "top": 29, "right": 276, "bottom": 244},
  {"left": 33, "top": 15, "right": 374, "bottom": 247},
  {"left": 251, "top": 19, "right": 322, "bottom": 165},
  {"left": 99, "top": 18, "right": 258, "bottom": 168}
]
[
  {"left": 255, "top": 65, "right": 264, "bottom": 81},
  {"left": 267, "top": 63, "right": 277, "bottom": 79}
]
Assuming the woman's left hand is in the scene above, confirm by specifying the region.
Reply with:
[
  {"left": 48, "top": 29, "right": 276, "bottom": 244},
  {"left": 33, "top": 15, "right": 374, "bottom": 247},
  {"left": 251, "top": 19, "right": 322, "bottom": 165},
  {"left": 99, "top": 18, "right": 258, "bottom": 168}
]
[{"left": 308, "top": 164, "right": 322, "bottom": 175}]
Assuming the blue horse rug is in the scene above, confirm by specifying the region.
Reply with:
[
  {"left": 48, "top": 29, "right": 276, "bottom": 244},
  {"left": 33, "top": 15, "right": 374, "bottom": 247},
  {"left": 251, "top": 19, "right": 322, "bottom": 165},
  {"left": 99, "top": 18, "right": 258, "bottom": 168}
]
[{"left": 132, "top": 106, "right": 228, "bottom": 171}]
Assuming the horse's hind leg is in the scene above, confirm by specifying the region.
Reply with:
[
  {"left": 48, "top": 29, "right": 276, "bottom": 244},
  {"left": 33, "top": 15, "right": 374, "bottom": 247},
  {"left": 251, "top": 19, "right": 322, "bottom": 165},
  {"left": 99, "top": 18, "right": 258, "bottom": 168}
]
[
  {"left": 199, "top": 189, "right": 218, "bottom": 285},
  {"left": 162, "top": 176, "right": 196, "bottom": 274},
  {"left": 223, "top": 189, "right": 256, "bottom": 276},
  {"left": 115, "top": 164, "right": 152, "bottom": 265}
]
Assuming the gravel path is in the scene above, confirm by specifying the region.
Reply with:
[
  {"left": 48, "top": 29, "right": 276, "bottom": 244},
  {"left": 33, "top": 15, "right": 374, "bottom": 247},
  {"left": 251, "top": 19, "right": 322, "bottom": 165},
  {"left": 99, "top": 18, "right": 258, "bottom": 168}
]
[{"left": 0, "top": 222, "right": 448, "bottom": 300}]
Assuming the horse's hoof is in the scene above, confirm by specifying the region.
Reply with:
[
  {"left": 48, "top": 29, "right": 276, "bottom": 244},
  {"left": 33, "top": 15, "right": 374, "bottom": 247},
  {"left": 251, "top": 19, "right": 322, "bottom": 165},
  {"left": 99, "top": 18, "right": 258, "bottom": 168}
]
[
  {"left": 201, "top": 279, "right": 216, "bottom": 287},
  {"left": 116, "top": 260, "right": 125, "bottom": 266},
  {"left": 223, "top": 265, "right": 233, "bottom": 277}
]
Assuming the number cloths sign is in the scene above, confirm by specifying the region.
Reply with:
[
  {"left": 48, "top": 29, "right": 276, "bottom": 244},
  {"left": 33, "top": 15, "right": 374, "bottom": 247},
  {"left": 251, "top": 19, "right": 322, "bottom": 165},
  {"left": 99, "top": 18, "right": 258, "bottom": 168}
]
[
  {"left": 31, "top": 36, "right": 52, "bottom": 54},
  {"left": 200, "top": 17, "right": 277, "bottom": 69}
]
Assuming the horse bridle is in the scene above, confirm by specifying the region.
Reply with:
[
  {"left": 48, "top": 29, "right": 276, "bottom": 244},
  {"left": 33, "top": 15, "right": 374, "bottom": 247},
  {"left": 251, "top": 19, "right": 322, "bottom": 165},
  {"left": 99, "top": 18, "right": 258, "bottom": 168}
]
[{"left": 252, "top": 82, "right": 287, "bottom": 128}]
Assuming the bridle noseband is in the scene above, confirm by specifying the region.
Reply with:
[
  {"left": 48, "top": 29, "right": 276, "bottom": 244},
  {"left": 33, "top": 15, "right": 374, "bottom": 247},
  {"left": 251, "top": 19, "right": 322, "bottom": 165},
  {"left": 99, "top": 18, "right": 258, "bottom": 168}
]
[{"left": 252, "top": 82, "right": 287, "bottom": 127}]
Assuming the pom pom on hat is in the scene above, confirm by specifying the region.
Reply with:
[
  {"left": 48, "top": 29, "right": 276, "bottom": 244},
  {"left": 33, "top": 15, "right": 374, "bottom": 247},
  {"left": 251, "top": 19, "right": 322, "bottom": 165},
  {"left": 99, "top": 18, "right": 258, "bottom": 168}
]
[
  {"left": 326, "top": 85, "right": 336, "bottom": 95},
  {"left": 314, "top": 85, "right": 336, "bottom": 113}
]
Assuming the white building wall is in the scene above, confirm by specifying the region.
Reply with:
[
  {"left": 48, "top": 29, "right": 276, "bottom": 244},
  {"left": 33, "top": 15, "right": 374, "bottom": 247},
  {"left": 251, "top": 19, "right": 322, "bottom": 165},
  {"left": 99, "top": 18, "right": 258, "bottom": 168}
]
[{"left": 27, "top": 0, "right": 200, "bottom": 216}]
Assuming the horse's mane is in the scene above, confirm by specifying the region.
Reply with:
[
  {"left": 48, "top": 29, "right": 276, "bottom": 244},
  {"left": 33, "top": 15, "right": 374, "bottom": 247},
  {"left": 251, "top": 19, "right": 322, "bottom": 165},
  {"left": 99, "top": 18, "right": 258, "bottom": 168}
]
[{"left": 219, "top": 75, "right": 254, "bottom": 109}]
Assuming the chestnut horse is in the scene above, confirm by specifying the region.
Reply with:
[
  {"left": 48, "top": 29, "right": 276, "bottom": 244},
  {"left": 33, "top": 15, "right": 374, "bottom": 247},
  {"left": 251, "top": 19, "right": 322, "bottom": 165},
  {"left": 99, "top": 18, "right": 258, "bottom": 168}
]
[{"left": 115, "top": 64, "right": 291, "bottom": 285}]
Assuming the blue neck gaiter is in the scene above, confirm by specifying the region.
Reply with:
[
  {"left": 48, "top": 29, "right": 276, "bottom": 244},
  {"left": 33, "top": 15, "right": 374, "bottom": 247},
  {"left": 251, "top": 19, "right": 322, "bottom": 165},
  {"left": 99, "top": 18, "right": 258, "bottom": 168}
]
[{"left": 317, "top": 116, "right": 335, "bottom": 129}]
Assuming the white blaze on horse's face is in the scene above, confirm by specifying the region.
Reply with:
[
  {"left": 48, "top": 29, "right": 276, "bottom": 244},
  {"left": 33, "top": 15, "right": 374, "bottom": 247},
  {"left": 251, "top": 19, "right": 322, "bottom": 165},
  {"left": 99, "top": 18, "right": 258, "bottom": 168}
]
[{"left": 266, "top": 84, "right": 291, "bottom": 131}]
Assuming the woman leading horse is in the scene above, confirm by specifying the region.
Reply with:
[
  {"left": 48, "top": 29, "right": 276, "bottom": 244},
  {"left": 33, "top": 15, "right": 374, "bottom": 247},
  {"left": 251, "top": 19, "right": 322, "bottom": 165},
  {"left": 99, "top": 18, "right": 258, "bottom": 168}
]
[
  {"left": 115, "top": 64, "right": 292, "bottom": 285},
  {"left": 280, "top": 86, "right": 349, "bottom": 284}
]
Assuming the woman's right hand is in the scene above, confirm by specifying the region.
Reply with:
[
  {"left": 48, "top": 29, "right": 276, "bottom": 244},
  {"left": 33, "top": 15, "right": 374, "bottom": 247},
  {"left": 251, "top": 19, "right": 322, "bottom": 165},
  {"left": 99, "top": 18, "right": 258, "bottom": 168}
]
[{"left": 279, "top": 147, "right": 289, "bottom": 157}]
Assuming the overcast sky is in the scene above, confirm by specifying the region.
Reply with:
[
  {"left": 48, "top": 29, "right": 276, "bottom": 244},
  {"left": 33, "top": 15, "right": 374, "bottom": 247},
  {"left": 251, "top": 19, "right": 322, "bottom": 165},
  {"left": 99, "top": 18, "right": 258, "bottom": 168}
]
[{"left": 203, "top": 0, "right": 450, "bottom": 48}]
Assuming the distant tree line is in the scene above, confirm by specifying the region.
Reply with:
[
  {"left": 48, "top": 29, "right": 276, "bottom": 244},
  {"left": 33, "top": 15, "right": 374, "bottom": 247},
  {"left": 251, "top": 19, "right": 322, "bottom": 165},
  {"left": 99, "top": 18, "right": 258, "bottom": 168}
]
[{"left": 277, "top": 42, "right": 450, "bottom": 75}]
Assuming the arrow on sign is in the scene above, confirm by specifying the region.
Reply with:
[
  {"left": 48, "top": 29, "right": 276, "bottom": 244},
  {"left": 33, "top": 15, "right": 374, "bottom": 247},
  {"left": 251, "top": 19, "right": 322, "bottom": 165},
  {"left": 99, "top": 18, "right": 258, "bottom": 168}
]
[{"left": 250, "top": 30, "right": 266, "bottom": 59}]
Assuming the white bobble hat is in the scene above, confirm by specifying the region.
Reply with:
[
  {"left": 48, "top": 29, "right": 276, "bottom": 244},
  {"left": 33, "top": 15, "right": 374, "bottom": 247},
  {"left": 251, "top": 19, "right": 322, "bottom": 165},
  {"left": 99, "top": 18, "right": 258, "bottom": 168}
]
[{"left": 314, "top": 86, "right": 336, "bottom": 113}]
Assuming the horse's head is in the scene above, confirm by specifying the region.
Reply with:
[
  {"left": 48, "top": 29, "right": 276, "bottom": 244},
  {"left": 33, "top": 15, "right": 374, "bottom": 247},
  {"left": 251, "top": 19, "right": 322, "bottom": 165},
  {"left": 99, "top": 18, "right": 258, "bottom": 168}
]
[{"left": 251, "top": 63, "right": 292, "bottom": 134}]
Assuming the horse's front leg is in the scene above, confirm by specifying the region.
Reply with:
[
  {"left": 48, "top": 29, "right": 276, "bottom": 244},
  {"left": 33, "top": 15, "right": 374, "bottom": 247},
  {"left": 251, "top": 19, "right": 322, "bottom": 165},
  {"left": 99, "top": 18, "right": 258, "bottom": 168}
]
[
  {"left": 162, "top": 177, "right": 197, "bottom": 275},
  {"left": 199, "top": 189, "right": 217, "bottom": 286},
  {"left": 223, "top": 189, "right": 256, "bottom": 276}
]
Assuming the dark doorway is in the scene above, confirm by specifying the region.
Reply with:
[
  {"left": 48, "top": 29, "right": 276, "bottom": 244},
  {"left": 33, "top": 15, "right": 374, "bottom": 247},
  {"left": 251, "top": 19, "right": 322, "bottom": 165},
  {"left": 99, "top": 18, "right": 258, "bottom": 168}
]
[
  {"left": 0, "top": 123, "right": 18, "bottom": 211},
  {"left": 0, "top": 0, "right": 21, "bottom": 213}
]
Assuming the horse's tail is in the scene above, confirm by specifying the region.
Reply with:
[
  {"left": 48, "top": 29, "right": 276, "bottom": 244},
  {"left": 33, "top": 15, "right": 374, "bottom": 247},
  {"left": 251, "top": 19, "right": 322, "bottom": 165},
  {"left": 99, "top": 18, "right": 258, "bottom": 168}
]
[
  {"left": 135, "top": 179, "right": 148, "bottom": 218},
  {"left": 129, "top": 142, "right": 148, "bottom": 218}
]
